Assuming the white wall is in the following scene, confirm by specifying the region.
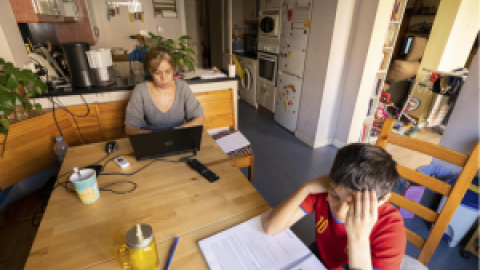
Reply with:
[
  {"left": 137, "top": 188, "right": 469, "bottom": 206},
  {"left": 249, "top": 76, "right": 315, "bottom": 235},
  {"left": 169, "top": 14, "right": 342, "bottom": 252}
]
[
  {"left": 91, "top": 0, "right": 183, "bottom": 50},
  {"left": 433, "top": 55, "right": 479, "bottom": 173},
  {"left": 0, "top": 0, "right": 29, "bottom": 66},
  {"left": 334, "top": 0, "right": 389, "bottom": 144},
  {"left": 295, "top": 0, "right": 340, "bottom": 147}
]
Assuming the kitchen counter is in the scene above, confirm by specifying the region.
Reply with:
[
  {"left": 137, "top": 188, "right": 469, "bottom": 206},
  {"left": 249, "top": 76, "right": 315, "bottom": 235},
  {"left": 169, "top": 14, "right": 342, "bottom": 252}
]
[
  {"left": 234, "top": 52, "right": 258, "bottom": 60},
  {"left": 38, "top": 74, "right": 239, "bottom": 98},
  {"left": 35, "top": 72, "right": 240, "bottom": 129}
]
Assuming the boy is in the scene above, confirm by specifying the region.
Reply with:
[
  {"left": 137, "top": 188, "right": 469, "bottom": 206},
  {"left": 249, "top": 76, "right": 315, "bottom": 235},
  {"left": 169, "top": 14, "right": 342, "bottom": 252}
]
[{"left": 263, "top": 144, "right": 406, "bottom": 270}]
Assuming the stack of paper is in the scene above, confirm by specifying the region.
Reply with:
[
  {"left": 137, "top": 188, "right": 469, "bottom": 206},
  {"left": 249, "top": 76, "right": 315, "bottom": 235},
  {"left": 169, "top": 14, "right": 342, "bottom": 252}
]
[
  {"left": 215, "top": 131, "right": 250, "bottom": 153},
  {"left": 199, "top": 214, "right": 326, "bottom": 270}
]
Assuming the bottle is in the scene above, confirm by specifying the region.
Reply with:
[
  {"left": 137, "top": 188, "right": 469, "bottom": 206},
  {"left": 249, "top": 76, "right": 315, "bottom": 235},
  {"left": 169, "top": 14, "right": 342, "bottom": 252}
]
[{"left": 53, "top": 136, "right": 69, "bottom": 163}]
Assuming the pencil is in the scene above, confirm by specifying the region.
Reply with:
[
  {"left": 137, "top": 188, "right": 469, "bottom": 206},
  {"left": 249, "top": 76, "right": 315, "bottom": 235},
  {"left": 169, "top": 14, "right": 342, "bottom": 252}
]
[{"left": 165, "top": 237, "right": 180, "bottom": 270}]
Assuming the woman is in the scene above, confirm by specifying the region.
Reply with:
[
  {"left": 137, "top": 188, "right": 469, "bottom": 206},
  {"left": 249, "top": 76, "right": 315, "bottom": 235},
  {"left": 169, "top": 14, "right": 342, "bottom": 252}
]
[{"left": 125, "top": 47, "right": 204, "bottom": 135}]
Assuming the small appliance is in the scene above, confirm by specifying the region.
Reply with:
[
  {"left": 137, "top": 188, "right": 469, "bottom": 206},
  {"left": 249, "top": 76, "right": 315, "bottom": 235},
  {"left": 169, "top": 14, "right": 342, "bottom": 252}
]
[
  {"left": 259, "top": 10, "right": 281, "bottom": 38},
  {"left": 61, "top": 42, "right": 94, "bottom": 88}
]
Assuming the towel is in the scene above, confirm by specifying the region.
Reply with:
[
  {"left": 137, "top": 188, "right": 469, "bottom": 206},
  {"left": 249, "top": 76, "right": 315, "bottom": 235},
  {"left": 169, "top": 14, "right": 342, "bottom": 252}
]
[{"left": 233, "top": 54, "right": 244, "bottom": 80}]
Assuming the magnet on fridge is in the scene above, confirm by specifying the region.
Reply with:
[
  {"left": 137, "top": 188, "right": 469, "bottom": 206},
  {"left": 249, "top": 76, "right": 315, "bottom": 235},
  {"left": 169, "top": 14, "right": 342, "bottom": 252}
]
[
  {"left": 304, "top": 19, "right": 311, "bottom": 29},
  {"left": 287, "top": 52, "right": 291, "bottom": 59},
  {"left": 293, "top": 111, "right": 297, "bottom": 114}
]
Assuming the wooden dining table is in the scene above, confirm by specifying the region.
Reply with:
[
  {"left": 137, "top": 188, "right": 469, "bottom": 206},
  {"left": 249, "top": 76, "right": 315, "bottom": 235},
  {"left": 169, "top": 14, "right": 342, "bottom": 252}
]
[{"left": 24, "top": 132, "right": 269, "bottom": 270}]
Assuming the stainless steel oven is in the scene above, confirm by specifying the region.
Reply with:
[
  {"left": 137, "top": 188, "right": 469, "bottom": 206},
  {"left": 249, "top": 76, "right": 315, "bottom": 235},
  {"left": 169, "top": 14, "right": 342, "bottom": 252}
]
[{"left": 258, "top": 51, "right": 278, "bottom": 85}]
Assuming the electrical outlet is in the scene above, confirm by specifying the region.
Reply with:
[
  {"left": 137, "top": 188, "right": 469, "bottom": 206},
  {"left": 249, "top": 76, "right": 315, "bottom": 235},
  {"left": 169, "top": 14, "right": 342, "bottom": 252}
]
[{"left": 157, "top": 26, "right": 163, "bottom": 34}]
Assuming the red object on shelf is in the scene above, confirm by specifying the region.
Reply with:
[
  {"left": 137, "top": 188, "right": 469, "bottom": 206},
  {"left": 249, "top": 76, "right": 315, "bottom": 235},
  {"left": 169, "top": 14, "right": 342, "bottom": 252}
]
[
  {"left": 380, "top": 92, "right": 391, "bottom": 102},
  {"left": 430, "top": 72, "right": 441, "bottom": 82}
]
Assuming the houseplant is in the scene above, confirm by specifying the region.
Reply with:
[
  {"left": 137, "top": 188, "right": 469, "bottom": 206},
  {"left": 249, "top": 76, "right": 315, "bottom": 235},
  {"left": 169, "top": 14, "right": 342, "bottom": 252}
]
[
  {"left": 0, "top": 57, "right": 47, "bottom": 157},
  {"left": 147, "top": 32, "right": 197, "bottom": 73}
]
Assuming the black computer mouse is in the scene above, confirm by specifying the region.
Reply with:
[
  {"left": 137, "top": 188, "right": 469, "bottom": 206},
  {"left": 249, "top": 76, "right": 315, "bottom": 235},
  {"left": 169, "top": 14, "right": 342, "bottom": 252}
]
[{"left": 106, "top": 141, "right": 118, "bottom": 154}]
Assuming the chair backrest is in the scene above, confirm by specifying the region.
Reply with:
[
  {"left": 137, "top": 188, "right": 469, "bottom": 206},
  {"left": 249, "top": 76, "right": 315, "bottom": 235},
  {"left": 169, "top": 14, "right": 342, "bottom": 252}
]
[{"left": 376, "top": 118, "right": 479, "bottom": 265}]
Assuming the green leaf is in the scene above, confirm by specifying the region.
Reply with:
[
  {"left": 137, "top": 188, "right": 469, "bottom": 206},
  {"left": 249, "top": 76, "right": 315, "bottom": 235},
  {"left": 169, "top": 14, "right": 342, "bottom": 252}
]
[
  {"left": 34, "top": 86, "right": 43, "bottom": 95},
  {"left": 0, "top": 74, "right": 7, "bottom": 85},
  {"left": 4, "top": 63, "right": 13, "bottom": 70},
  {"left": 184, "top": 48, "right": 195, "bottom": 54},
  {"left": 0, "top": 58, "right": 5, "bottom": 65},
  {"left": 6, "top": 74, "right": 18, "bottom": 90},
  {"left": 34, "top": 103, "right": 42, "bottom": 112},
  {"left": 0, "top": 92, "right": 15, "bottom": 107},
  {"left": 0, "top": 119, "right": 10, "bottom": 129},
  {"left": 26, "top": 91, "right": 35, "bottom": 98},
  {"left": 23, "top": 70, "right": 36, "bottom": 80},
  {"left": 34, "top": 79, "right": 47, "bottom": 93},
  {"left": 0, "top": 85, "right": 9, "bottom": 93},
  {"left": 179, "top": 35, "right": 192, "bottom": 40},
  {"left": 12, "top": 92, "right": 23, "bottom": 106},
  {"left": 0, "top": 126, "right": 8, "bottom": 134},
  {"left": 24, "top": 102, "right": 32, "bottom": 111}
]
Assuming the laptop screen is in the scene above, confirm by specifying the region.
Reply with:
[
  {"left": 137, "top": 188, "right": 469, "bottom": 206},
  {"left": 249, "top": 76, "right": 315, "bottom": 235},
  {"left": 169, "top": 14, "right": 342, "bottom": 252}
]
[{"left": 128, "top": 125, "right": 203, "bottom": 161}]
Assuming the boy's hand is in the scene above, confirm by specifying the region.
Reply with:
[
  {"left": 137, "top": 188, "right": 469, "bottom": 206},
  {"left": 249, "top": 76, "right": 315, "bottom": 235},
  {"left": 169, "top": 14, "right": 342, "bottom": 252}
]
[{"left": 345, "top": 190, "right": 378, "bottom": 243}]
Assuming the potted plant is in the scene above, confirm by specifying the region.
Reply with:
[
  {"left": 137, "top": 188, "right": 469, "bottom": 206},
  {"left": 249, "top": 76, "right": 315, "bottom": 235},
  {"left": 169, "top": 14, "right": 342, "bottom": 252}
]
[
  {"left": 0, "top": 57, "right": 47, "bottom": 157},
  {"left": 147, "top": 32, "right": 197, "bottom": 74}
]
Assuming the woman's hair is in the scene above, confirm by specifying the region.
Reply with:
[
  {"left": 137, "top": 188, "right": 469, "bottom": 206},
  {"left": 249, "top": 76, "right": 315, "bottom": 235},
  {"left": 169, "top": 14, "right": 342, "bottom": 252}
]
[
  {"left": 144, "top": 47, "right": 176, "bottom": 73},
  {"left": 329, "top": 143, "right": 399, "bottom": 200}
]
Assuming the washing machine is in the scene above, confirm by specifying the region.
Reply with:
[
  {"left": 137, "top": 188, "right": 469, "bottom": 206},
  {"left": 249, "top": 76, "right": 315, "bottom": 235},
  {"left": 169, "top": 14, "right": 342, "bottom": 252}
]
[{"left": 238, "top": 56, "right": 258, "bottom": 108}]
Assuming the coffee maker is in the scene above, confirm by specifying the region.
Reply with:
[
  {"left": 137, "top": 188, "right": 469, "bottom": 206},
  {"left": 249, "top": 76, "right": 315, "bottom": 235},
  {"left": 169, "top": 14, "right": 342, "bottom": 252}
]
[{"left": 61, "top": 42, "right": 94, "bottom": 88}]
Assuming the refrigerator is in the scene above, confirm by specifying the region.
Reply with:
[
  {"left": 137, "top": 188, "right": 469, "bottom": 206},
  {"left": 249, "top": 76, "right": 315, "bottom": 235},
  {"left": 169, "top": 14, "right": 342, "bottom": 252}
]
[{"left": 274, "top": 0, "right": 312, "bottom": 132}]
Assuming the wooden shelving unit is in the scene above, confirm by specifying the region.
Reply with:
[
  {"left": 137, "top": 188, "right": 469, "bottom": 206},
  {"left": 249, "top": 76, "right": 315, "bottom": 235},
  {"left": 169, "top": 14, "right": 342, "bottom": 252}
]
[
  {"left": 359, "top": 0, "right": 408, "bottom": 143},
  {"left": 152, "top": 0, "right": 177, "bottom": 17}
]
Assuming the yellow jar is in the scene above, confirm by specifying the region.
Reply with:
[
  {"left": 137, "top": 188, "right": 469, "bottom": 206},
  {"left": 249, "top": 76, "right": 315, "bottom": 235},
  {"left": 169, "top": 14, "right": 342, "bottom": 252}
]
[{"left": 118, "top": 224, "right": 159, "bottom": 270}]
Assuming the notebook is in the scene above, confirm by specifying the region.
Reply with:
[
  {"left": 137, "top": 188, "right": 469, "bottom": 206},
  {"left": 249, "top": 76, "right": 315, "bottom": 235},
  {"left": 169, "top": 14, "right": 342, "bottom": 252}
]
[{"left": 199, "top": 213, "right": 326, "bottom": 270}]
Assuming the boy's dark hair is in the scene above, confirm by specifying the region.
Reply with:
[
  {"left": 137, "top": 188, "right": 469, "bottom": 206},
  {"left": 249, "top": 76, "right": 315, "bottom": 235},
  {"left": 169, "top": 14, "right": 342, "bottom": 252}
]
[{"left": 329, "top": 143, "right": 398, "bottom": 199}]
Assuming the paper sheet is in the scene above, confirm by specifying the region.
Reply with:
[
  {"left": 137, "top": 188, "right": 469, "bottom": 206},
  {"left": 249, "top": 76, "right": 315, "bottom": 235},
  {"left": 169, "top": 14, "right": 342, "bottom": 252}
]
[
  {"left": 199, "top": 214, "right": 326, "bottom": 270},
  {"left": 215, "top": 131, "right": 250, "bottom": 153}
]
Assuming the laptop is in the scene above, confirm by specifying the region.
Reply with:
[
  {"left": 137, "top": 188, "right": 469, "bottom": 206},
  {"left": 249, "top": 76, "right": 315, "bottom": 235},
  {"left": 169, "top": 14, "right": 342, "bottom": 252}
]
[{"left": 128, "top": 126, "right": 203, "bottom": 161}]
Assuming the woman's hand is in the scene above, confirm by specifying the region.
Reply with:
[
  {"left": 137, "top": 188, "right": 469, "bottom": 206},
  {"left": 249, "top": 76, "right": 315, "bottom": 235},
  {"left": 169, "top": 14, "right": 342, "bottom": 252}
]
[{"left": 346, "top": 190, "right": 378, "bottom": 242}]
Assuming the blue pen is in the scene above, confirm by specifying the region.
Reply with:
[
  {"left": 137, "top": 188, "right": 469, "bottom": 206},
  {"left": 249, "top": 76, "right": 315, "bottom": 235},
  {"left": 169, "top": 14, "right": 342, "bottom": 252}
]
[{"left": 165, "top": 237, "right": 180, "bottom": 270}]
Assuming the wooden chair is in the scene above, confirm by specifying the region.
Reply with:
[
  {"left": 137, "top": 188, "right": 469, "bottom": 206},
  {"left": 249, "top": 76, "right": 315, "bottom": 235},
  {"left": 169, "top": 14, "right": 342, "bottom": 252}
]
[{"left": 376, "top": 118, "right": 479, "bottom": 266}]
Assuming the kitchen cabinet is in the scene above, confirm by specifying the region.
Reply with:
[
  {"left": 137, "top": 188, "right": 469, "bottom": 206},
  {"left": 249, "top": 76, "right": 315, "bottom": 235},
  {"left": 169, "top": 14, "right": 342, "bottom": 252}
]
[
  {"left": 257, "top": 80, "right": 276, "bottom": 113},
  {"left": 55, "top": 0, "right": 99, "bottom": 45},
  {"left": 260, "top": 0, "right": 282, "bottom": 10},
  {"left": 243, "top": 0, "right": 259, "bottom": 21},
  {"left": 63, "top": 0, "right": 79, "bottom": 21},
  {"left": 9, "top": 0, "right": 66, "bottom": 23}
]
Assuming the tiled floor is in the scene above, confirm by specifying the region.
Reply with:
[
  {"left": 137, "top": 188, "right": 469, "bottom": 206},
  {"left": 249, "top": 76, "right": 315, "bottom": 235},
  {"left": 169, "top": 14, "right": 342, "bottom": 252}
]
[{"left": 236, "top": 100, "right": 478, "bottom": 270}]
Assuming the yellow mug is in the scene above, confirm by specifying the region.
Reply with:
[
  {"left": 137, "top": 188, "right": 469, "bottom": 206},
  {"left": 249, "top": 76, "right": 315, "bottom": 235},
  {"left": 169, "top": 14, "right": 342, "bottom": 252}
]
[{"left": 117, "top": 224, "right": 159, "bottom": 270}]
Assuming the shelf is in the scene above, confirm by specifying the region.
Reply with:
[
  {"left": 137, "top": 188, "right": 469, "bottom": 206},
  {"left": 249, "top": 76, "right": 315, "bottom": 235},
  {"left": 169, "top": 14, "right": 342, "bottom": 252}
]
[
  {"left": 377, "top": 70, "right": 387, "bottom": 74},
  {"left": 383, "top": 47, "right": 394, "bottom": 50},
  {"left": 112, "top": 54, "right": 130, "bottom": 62},
  {"left": 411, "top": 13, "right": 436, "bottom": 16},
  {"left": 407, "top": 31, "right": 431, "bottom": 35},
  {"left": 364, "top": 116, "right": 374, "bottom": 124},
  {"left": 390, "top": 21, "right": 401, "bottom": 24}
]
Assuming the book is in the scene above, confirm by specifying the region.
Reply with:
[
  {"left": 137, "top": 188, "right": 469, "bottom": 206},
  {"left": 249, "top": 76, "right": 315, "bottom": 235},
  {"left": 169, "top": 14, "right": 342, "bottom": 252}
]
[
  {"left": 215, "top": 131, "right": 251, "bottom": 153},
  {"left": 199, "top": 214, "right": 326, "bottom": 270},
  {"left": 372, "top": 77, "right": 382, "bottom": 96},
  {"left": 391, "top": 0, "right": 397, "bottom": 21}
]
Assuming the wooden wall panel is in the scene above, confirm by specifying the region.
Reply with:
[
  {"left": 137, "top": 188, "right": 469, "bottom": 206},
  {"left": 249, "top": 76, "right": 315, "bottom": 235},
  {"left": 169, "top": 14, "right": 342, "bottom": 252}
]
[
  {"left": 0, "top": 89, "right": 236, "bottom": 189},
  {"left": 196, "top": 90, "right": 234, "bottom": 130},
  {"left": 0, "top": 111, "right": 80, "bottom": 190},
  {"left": 63, "top": 104, "right": 104, "bottom": 143},
  {"left": 97, "top": 101, "right": 128, "bottom": 140}
]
